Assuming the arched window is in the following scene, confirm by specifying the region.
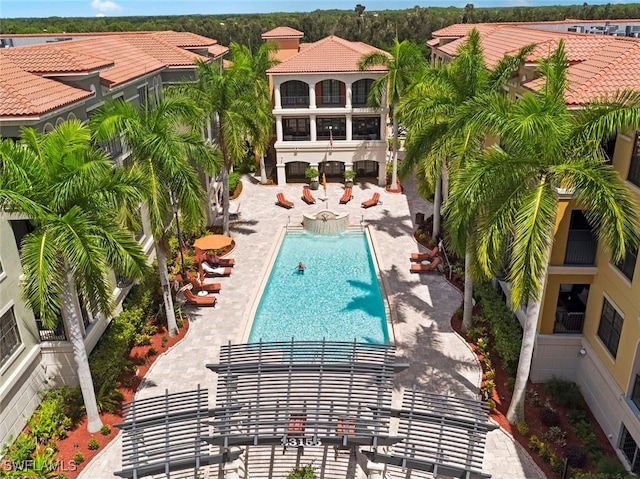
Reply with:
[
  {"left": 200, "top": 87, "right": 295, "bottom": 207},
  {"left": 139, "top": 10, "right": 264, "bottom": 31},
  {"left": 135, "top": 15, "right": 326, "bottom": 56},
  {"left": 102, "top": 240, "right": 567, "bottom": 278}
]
[{"left": 281, "top": 80, "right": 309, "bottom": 108}]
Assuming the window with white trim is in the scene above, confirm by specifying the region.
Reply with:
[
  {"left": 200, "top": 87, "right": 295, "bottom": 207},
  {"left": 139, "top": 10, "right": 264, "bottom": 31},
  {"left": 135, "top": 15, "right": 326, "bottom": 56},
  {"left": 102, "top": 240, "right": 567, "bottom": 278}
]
[
  {"left": 597, "top": 298, "right": 624, "bottom": 358},
  {"left": 0, "top": 307, "right": 21, "bottom": 367},
  {"left": 620, "top": 425, "right": 640, "bottom": 473}
]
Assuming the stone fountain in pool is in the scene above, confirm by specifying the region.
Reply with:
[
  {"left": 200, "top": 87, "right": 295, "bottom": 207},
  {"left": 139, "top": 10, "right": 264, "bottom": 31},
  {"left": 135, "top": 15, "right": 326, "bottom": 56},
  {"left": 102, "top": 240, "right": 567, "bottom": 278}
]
[{"left": 302, "top": 210, "right": 349, "bottom": 234}]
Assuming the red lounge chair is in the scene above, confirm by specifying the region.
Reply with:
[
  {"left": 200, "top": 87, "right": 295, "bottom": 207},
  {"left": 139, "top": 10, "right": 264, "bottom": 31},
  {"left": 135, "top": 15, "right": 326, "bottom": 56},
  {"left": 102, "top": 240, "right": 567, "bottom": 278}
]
[
  {"left": 301, "top": 187, "right": 316, "bottom": 205},
  {"left": 183, "top": 289, "right": 217, "bottom": 307},
  {"left": 196, "top": 249, "right": 235, "bottom": 268},
  {"left": 410, "top": 246, "right": 439, "bottom": 262},
  {"left": 216, "top": 258, "right": 235, "bottom": 267},
  {"left": 410, "top": 256, "right": 442, "bottom": 273},
  {"left": 276, "top": 192, "right": 294, "bottom": 209},
  {"left": 189, "top": 277, "right": 222, "bottom": 294},
  {"left": 339, "top": 187, "right": 353, "bottom": 204},
  {"left": 361, "top": 192, "right": 381, "bottom": 208}
]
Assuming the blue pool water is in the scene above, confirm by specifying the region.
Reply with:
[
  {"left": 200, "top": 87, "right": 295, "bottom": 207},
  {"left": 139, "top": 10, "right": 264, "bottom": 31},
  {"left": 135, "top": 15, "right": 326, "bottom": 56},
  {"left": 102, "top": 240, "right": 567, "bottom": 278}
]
[{"left": 248, "top": 231, "right": 389, "bottom": 344}]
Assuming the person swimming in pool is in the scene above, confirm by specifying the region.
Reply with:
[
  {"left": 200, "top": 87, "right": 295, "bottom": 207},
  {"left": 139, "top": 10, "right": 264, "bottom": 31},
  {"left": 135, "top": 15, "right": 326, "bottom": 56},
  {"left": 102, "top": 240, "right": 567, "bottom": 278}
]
[{"left": 296, "top": 262, "right": 306, "bottom": 274}]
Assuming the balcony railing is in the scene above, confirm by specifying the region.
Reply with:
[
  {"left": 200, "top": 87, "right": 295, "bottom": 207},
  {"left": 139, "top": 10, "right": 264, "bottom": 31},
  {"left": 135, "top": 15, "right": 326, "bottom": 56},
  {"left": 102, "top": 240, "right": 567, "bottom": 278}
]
[
  {"left": 283, "top": 134, "right": 311, "bottom": 141},
  {"left": 317, "top": 95, "right": 346, "bottom": 108},
  {"left": 564, "top": 230, "right": 597, "bottom": 265},
  {"left": 281, "top": 96, "right": 310, "bottom": 108},
  {"left": 100, "top": 137, "right": 123, "bottom": 160},
  {"left": 553, "top": 310, "right": 585, "bottom": 333},
  {"left": 36, "top": 318, "right": 67, "bottom": 341},
  {"left": 352, "top": 96, "right": 370, "bottom": 107}
]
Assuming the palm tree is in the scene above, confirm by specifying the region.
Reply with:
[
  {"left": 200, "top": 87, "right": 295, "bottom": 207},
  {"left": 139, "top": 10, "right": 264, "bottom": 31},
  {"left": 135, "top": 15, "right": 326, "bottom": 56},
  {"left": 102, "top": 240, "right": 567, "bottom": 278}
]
[
  {"left": 358, "top": 38, "right": 427, "bottom": 190},
  {"left": 0, "top": 121, "right": 148, "bottom": 432},
  {"left": 230, "top": 42, "right": 279, "bottom": 184},
  {"left": 92, "top": 93, "right": 217, "bottom": 337},
  {"left": 445, "top": 41, "right": 640, "bottom": 424},
  {"left": 184, "top": 44, "right": 273, "bottom": 235},
  {"left": 398, "top": 29, "right": 532, "bottom": 331}
]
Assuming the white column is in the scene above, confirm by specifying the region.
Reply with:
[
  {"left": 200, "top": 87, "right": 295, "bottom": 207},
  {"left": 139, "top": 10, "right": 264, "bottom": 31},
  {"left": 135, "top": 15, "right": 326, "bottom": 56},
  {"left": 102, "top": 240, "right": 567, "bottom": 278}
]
[
  {"left": 310, "top": 115, "right": 317, "bottom": 142},
  {"left": 309, "top": 82, "right": 316, "bottom": 109},
  {"left": 378, "top": 155, "right": 386, "bottom": 187},
  {"left": 223, "top": 460, "right": 241, "bottom": 479},
  {"left": 277, "top": 162, "right": 287, "bottom": 185},
  {"left": 274, "top": 82, "right": 282, "bottom": 109},
  {"left": 276, "top": 116, "right": 283, "bottom": 142},
  {"left": 367, "top": 461, "right": 385, "bottom": 479},
  {"left": 380, "top": 114, "right": 386, "bottom": 140},
  {"left": 346, "top": 81, "right": 352, "bottom": 108},
  {"left": 346, "top": 114, "right": 352, "bottom": 141}
]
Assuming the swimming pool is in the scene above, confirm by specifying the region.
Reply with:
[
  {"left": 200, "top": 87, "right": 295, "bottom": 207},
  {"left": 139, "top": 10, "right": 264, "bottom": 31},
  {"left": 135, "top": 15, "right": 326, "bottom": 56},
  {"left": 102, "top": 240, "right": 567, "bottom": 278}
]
[{"left": 248, "top": 230, "right": 389, "bottom": 344}]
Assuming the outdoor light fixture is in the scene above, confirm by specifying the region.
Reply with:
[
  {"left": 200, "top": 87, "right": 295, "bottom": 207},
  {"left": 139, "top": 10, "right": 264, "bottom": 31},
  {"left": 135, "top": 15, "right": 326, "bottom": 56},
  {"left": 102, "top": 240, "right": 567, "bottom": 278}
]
[{"left": 578, "top": 347, "right": 587, "bottom": 357}]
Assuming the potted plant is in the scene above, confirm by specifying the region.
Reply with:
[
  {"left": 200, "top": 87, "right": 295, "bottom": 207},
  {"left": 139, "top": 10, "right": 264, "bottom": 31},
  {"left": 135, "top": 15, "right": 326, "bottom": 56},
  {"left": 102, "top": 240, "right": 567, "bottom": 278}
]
[
  {"left": 305, "top": 167, "right": 320, "bottom": 190},
  {"left": 344, "top": 170, "right": 356, "bottom": 187}
]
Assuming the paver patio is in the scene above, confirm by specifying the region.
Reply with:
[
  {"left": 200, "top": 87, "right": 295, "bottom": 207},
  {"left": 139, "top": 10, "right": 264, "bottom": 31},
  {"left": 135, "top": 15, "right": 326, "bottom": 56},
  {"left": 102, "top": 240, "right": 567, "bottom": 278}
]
[{"left": 79, "top": 175, "right": 544, "bottom": 479}]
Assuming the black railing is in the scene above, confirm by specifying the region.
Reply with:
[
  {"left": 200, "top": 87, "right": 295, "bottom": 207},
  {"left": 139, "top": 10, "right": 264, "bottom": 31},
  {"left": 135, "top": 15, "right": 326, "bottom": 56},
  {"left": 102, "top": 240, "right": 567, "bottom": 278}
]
[
  {"left": 564, "top": 230, "right": 598, "bottom": 265},
  {"left": 100, "top": 137, "right": 123, "bottom": 160},
  {"left": 317, "top": 95, "right": 346, "bottom": 107},
  {"left": 281, "top": 96, "right": 310, "bottom": 108},
  {"left": 553, "top": 310, "right": 585, "bottom": 333},
  {"left": 36, "top": 318, "right": 67, "bottom": 341},
  {"left": 283, "top": 134, "right": 311, "bottom": 141},
  {"left": 352, "top": 95, "right": 370, "bottom": 107}
]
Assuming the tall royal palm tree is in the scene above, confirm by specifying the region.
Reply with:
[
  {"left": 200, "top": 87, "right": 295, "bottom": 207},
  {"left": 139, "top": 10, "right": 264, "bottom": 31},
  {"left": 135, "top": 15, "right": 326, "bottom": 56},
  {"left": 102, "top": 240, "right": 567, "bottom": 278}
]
[
  {"left": 358, "top": 38, "right": 427, "bottom": 190},
  {"left": 445, "top": 41, "right": 640, "bottom": 424},
  {"left": 230, "top": 42, "right": 279, "bottom": 184},
  {"left": 0, "top": 121, "right": 148, "bottom": 432},
  {"left": 183, "top": 44, "right": 273, "bottom": 235},
  {"left": 398, "top": 29, "right": 532, "bottom": 331},
  {"left": 92, "top": 94, "right": 218, "bottom": 337}
]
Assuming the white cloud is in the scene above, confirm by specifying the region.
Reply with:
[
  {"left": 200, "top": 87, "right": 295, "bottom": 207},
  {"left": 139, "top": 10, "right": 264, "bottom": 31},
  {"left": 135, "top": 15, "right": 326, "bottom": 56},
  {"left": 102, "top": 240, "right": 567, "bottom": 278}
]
[
  {"left": 95, "top": 13, "right": 106, "bottom": 17},
  {"left": 91, "top": 0, "right": 122, "bottom": 13}
]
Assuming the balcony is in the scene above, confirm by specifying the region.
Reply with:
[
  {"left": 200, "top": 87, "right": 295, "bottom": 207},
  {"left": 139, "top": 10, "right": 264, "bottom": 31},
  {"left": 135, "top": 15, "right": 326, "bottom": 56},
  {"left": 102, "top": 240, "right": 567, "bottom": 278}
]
[
  {"left": 281, "top": 95, "right": 310, "bottom": 108},
  {"left": 553, "top": 286, "right": 588, "bottom": 334},
  {"left": 564, "top": 230, "right": 597, "bottom": 265},
  {"left": 317, "top": 95, "right": 346, "bottom": 108},
  {"left": 36, "top": 317, "right": 67, "bottom": 341}
]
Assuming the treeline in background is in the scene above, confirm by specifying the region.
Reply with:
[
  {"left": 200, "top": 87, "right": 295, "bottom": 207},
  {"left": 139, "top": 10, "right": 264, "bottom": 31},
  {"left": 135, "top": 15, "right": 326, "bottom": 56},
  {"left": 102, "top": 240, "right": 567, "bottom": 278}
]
[{"left": 4, "top": 3, "right": 640, "bottom": 50}]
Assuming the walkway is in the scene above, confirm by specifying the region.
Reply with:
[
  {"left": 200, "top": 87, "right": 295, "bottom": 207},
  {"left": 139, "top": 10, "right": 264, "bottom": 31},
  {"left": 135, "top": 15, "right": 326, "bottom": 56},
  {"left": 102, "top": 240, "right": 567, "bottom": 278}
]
[{"left": 80, "top": 176, "right": 544, "bottom": 479}]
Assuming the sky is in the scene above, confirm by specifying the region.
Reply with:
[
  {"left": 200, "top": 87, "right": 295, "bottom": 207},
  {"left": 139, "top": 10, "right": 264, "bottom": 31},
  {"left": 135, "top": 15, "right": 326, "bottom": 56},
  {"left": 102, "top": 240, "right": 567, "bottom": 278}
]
[{"left": 1, "top": 0, "right": 636, "bottom": 19}]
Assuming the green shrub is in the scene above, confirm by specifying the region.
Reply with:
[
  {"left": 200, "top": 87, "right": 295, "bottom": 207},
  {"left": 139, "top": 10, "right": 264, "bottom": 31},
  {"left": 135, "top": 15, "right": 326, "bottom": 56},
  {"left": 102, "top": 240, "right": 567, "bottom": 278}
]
[
  {"left": 573, "top": 473, "right": 634, "bottom": 479},
  {"left": 87, "top": 438, "right": 100, "bottom": 450},
  {"left": 573, "top": 420, "right": 598, "bottom": 454},
  {"left": 546, "top": 376, "right": 583, "bottom": 408},
  {"left": 134, "top": 333, "right": 152, "bottom": 346},
  {"left": 100, "top": 425, "right": 111, "bottom": 436},
  {"left": 287, "top": 464, "right": 318, "bottom": 479},
  {"left": 567, "top": 409, "right": 588, "bottom": 425},
  {"left": 516, "top": 421, "right": 529, "bottom": 435},
  {"left": 142, "top": 323, "right": 157, "bottom": 336},
  {"left": 73, "top": 452, "right": 85, "bottom": 465},
  {"left": 476, "top": 337, "right": 489, "bottom": 355},
  {"left": 528, "top": 435, "right": 541, "bottom": 453},
  {"left": 564, "top": 445, "right": 587, "bottom": 468},
  {"left": 539, "top": 441, "right": 553, "bottom": 462},
  {"left": 228, "top": 171, "right": 240, "bottom": 194},
  {"left": 481, "top": 379, "right": 495, "bottom": 400},
  {"left": 147, "top": 347, "right": 158, "bottom": 357},
  {"left": 485, "top": 368, "right": 496, "bottom": 381},
  {"left": 466, "top": 326, "right": 486, "bottom": 342},
  {"left": 27, "top": 393, "right": 72, "bottom": 444},
  {"left": 486, "top": 398, "right": 496, "bottom": 411},
  {"left": 550, "top": 453, "right": 566, "bottom": 475},
  {"left": 473, "top": 281, "right": 523, "bottom": 374},
  {"left": 526, "top": 388, "right": 541, "bottom": 407},
  {"left": 1, "top": 432, "right": 36, "bottom": 463},
  {"left": 594, "top": 456, "right": 630, "bottom": 475}
]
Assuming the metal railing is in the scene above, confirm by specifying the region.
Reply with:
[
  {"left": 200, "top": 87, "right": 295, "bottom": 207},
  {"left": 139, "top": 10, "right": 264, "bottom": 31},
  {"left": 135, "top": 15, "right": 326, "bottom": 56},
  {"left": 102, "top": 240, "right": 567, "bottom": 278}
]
[
  {"left": 553, "top": 310, "right": 585, "bottom": 333},
  {"left": 317, "top": 95, "right": 346, "bottom": 107},
  {"left": 564, "top": 230, "right": 598, "bottom": 265},
  {"left": 281, "top": 96, "right": 310, "bottom": 108},
  {"left": 36, "top": 318, "right": 67, "bottom": 341}
]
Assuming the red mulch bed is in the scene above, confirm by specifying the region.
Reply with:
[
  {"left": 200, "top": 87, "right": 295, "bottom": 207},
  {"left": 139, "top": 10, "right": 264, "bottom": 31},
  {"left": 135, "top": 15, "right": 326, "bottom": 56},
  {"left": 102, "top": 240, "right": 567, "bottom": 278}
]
[
  {"left": 451, "top": 313, "right": 617, "bottom": 477},
  {"left": 54, "top": 319, "right": 189, "bottom": 478}
]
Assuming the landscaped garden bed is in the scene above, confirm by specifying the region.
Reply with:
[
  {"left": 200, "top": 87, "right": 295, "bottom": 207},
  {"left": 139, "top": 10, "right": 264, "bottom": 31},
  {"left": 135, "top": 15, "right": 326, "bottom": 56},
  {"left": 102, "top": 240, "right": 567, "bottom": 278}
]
[
  {"left": 450, "top": 279, "right": 632, "bottom": 478},
  {"left": 0, "top": 275, "right": 189, "bottom": 479}
]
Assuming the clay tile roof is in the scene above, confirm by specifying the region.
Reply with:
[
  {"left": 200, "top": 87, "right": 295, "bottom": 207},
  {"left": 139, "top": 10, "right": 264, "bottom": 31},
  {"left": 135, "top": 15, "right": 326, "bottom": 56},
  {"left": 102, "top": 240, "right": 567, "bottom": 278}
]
[
  {"left": 117, "top": 34, "right": 207, "bottom": 67},
  {"left": 261, "top": 27, "right": 304, "bottom": 39},
  {"left": 0, "top": 43, "right": 113, "bottom": 75},
  {"left": 0, "top": 53, "right": 92, "bottom": 117},
  {"left": 149, "top": 30, "right": 218, "bottom": 48},
  {"left": 432, "top": 23, "right": 502, "bottom": 38},
  {"left": 267, "top": 35, "right": 388, "bottom": 74},
  {"left": 51, "top": 36, "right": 165, "bottom": 87},
  {"left": 426, "top": 39, "right": 440, "bottom": 47},
  {"left": 208, "top": 44, "right": 230, "bottom": 58}
]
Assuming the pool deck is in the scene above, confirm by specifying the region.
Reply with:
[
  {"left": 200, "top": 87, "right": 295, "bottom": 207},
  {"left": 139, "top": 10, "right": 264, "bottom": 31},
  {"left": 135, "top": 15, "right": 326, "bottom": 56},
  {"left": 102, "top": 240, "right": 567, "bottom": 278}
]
[{"left": 80, "top": 176, "right": 544, "bottom": 479}]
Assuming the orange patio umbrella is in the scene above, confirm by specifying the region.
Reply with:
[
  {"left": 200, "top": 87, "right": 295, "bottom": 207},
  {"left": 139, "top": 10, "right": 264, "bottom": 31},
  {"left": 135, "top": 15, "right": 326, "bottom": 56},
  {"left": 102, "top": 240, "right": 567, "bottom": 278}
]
[
  {"left": 322, "top": 173, "right": 327, "bottom": 196},
  {"left": 193, "top": 234, "right": 232, "bottom": 251}
]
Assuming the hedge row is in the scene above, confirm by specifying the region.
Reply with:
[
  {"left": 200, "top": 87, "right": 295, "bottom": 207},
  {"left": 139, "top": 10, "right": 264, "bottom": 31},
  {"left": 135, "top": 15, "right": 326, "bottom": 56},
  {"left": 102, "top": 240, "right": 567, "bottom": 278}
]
[{"left": 474, "top": 280, "right": 523, "bottom": 375}]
